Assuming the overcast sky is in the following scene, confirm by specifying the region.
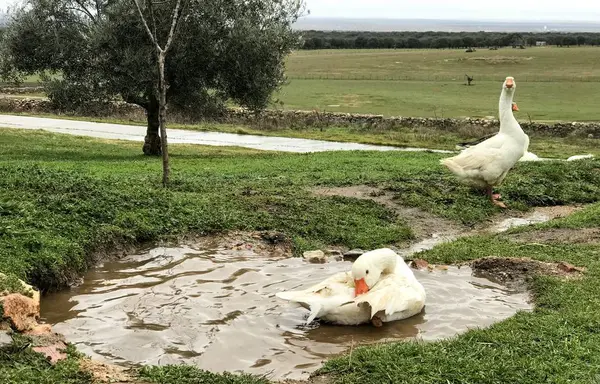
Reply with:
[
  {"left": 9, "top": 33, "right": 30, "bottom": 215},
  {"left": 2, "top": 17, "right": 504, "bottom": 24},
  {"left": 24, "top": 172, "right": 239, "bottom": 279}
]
[
  {"left": 2, "top": 0, "right": 600, "bottom": 21},
  {"left": 305, "top": 0, "right": 600, "bottom": 21}
]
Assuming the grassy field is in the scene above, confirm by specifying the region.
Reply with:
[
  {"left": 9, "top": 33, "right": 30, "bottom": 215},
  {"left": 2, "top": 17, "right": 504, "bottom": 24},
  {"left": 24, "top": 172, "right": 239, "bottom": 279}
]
[
  {"left": 0, "top": 128, "right": 599, "bottom": 382},
  {"left": 275, "top": 47, "right": 600, "bottom": 120}
]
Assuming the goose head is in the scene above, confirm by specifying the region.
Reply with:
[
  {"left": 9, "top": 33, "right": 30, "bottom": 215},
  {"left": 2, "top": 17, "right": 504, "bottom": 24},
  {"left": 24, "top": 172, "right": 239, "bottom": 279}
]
[
  {"left": 503, "top": 76, "right": 516, "bottom": 91},
  {"left": 351, "top": 249, "right": 397, "bottom": 296},
  {"left": 501, "top": 77, "right": 519, "bottom": 112}
]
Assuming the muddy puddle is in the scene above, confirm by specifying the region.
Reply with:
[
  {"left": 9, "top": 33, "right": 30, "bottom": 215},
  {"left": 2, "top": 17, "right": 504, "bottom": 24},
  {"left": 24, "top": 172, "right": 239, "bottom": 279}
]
[{"left": 42, "top": 244, "right": 531, "bottom": 380}]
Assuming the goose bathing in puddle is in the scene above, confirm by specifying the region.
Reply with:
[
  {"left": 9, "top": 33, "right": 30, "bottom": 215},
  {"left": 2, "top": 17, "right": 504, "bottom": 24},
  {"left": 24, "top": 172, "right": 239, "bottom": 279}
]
[
  {"left": 276, "top": 248, "right": 426, "bottom": 327},
  {"left": 441, "top": 76, "right": 529, "bottom": 208}
]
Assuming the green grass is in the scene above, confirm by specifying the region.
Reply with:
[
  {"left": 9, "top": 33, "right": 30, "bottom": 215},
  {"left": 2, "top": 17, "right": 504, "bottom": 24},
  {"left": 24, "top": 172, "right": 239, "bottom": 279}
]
[
  {"left": 272, "top": 47, "right": 600, "bottom": 120},
  {"left": 285, "top": 47, "right": 600, "bottom": 81},
  {"left": 0, "top": 128, "right": 599, "bottom": 383},
  {"left": 276, "top": 79, "right": 600, "bottom": 121},
  {"left": 139, "top": 366, "right": 269, "bottom": 384}
]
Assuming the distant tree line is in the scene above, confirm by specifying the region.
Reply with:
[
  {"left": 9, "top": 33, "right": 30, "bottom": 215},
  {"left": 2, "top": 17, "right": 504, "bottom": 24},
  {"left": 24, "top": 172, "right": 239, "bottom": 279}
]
[{"left": 301, "top": 31, "right": 600, "bottom": 49}]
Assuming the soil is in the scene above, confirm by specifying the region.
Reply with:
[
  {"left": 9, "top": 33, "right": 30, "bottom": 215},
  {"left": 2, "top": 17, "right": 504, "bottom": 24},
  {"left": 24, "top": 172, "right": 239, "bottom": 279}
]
[
  {"left": 508, "top": 228, "right": 600, "bottom": 245},
  {"left": 478, "top": 205, "right": 584, "bottom": 234},
  {"left": 470, "top": 257, "right": 585, "bottom": 293}
]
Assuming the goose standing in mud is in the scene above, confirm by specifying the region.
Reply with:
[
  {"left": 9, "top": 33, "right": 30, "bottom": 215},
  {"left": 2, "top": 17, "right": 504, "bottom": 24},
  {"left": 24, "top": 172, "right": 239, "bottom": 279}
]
[
  {"left": 441, "top": 76, "right": 529, "bottom": 208},
  {"left": 276, "top": 248, "right": 426, "bottom": 327}
]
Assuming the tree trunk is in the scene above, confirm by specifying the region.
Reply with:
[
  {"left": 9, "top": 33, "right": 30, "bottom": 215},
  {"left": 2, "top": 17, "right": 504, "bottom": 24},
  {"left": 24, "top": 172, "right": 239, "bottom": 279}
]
[
  {"left": 157, "top": 53, "right": 170, "bottom": 186},
  {"left": 143, "top": 93, "right": 161, "bottom": 156}
]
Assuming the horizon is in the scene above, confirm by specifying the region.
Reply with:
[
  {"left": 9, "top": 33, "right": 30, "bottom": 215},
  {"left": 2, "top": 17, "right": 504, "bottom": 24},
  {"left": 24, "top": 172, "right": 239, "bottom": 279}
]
[
  {"left": 303, "top": 0, "right": 600, "bottom": 22},
  {"left": 299, "top": 15, "right": 600, "bottom": 24}
]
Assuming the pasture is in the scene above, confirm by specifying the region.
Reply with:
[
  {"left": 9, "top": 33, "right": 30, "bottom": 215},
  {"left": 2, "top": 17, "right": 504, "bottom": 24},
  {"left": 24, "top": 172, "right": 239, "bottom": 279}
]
[
  {"left": 277, "top": 47, "right": 600, "bottom": 120},
  {"left": 6, "top": 46, "right": 600, "bottom": 121}
]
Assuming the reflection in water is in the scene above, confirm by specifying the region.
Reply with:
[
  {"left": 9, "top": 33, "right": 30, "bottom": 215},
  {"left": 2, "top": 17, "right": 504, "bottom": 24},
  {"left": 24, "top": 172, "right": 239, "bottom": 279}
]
[{"left": 41, "top": 245, "right": 531, "bottom": 380}]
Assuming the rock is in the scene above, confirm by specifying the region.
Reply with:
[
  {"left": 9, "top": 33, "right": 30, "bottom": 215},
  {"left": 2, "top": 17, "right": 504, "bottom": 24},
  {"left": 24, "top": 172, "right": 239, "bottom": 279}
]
[
  {"left": 558, "top": 262, "right": 585, "bottom": 273},
  {"left": 0, "top": 294, "right": 39, "bottom": 332},
  {"left": 303, "top": 250, "right": 327, "bottom": 264},
  {"left": 25, "top": 324, "right": 53, "bottom": 336},
  {"left": 0, "top": 330, "right": 12, "bottom": 348},
  {"left": 80, "top": 358, "right": 135, "bottom": 383},
  {"left": 32, "top": 342, "right": 68, "bottom": 365},
  {"left": 410, "top": 259, "right": 429, "bottom": 270},
  {"left": 260, "top": 231, "right": 287, "bottom": 244},
  {"left": 343, "top": 249, "right": 365, "bottom": 259},
  {"left": 325, "top": 249, "right": 344, "bottom": 262}
]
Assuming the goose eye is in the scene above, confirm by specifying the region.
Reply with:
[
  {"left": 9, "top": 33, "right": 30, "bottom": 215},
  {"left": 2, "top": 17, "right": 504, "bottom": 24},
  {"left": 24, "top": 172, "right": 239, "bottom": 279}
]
[{"left": 366, "top": 270, "right": 369, "bottom": 275}]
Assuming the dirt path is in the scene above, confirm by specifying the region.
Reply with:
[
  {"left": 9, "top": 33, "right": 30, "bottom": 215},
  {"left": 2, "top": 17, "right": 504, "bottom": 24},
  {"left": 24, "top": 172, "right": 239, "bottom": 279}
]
[{"left": 0, "top": 114, "right": 454, "bottom": 154}]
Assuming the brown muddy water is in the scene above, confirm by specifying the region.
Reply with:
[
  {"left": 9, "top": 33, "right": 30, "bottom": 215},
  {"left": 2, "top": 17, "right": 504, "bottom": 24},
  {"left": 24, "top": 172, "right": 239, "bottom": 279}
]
[{"left": 41, "top": 244, "right": 531, "bottom": 380}]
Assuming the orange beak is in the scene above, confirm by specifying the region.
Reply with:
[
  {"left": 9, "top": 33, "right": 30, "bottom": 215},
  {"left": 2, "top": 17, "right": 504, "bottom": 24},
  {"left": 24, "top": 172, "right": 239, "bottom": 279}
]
[
  {"left": 354, "top": 278, "right": 369, "bottom": 296},
  {"left": 512, "top": 103, "right": 519, "bottom": 112},
  {"left": 505, "top": 78, "right": 514, "bottom": 88}
]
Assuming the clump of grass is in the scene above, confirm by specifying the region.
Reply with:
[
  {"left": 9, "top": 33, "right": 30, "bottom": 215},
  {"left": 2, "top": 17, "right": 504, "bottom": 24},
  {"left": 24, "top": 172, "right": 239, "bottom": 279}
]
[
  {"left": 139, "top": 366, "right": 268, "bottom": 384},
  {"left": 0, "top": 336, "right": 93, "bottom": 384},
  {"left": 0, "top": 274, "right": 33, "bottom": 298}
]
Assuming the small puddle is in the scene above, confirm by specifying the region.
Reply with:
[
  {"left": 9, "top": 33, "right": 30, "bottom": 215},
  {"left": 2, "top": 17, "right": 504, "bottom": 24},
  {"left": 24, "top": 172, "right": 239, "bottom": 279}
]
[{"left": 42, "top": 244, "right": 531, "bottom": 380}]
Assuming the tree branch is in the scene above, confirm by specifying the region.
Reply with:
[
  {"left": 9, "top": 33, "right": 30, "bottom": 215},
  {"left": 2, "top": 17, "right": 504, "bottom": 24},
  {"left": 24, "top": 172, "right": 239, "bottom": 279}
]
[
  {"left": 72, "top": 0, "right": 96, "bottom": 23},
  {"left": 148, "top": 0, "right": 158, "bottom": 49},
  {"left": 132, "top": 0, "right": 161, "bottom": 52},
  {"left": 164, "top": 0, "right": 183, "bottom": 54}
]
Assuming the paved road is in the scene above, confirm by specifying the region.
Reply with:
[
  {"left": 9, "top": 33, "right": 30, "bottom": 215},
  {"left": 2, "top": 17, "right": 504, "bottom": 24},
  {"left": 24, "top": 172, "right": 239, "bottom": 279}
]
[{"left": 0, "top": 114, "right": 452, "bottom": 154}]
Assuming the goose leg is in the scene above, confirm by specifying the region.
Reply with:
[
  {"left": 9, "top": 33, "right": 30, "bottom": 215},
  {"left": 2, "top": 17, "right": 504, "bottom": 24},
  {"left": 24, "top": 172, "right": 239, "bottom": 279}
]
[{"left": 486, "top": 186, "right": 507, "bottom": 208}]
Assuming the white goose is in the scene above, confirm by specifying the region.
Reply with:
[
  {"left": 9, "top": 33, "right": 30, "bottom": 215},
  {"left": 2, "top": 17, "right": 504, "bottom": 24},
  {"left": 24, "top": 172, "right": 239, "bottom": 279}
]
[
  {"left": 441, "top": 76, "right": 529, "bottom": 208},
  {"left": 276, "top": 248, "right": 426, "bottom": 326}
]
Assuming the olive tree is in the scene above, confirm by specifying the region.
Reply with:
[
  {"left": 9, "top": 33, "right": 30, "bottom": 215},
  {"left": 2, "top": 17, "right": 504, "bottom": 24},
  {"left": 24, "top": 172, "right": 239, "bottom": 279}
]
[{"left": 1, "top": 0, "right": 304, "bottom": 156}]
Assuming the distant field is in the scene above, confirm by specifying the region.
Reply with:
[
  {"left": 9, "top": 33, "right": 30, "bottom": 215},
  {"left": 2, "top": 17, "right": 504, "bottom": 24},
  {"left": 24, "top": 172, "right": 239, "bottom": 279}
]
[{"left": 277, "top": 47, "right": 600, "bottom": 121}]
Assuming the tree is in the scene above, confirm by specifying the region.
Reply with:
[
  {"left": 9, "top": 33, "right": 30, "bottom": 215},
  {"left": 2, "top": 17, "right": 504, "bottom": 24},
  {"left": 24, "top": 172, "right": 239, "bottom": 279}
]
[
  {"left": 562, "top": 36, "right": 577, "bottom": 47},
  {"left": 576, "top": 35, "right": 586, "bottom": 46},
  {"left": 462, "top": 36, "right": 475, "bottom": 48},
  {"left": 1, "top": 0, "right": 304, "bottom": 157},
  {"left": 132, "top": 0, "right": 183, "bottom": 185},
  {"left": 406, "top": 37, "right": 421, "bottom": 49}
]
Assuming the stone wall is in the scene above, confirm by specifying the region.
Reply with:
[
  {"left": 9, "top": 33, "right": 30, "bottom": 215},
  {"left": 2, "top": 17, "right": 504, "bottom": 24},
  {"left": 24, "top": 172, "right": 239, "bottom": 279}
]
[
  {"left": 224, "top": 108, "right": 599, "bottom": 138},
  {"left": 1, "top": 97, "right": 598, "bottom": 138},
  {"left": 0, "top": 86, "right": 46, "bottom": 95}
]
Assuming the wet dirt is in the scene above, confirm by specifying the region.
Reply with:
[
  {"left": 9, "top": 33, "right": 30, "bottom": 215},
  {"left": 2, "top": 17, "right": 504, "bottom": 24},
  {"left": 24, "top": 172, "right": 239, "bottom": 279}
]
[
  {"left": 484, "top": 205, "right": 583, "bottom": 234},
  {"left": 508, "top": 228, "right": 600, "bottom": 245},
  {"left": 311, "top": 186, "right": 582, "bottom": 256},
  {"left": 311, "top": 186, "right": 462, "bottom": 239},
  {"left": 471, "top": 257, "right": 585, "bottom": 292},
  {"left": 41, "top": 243, "right": 530, "bottom": 380}
]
